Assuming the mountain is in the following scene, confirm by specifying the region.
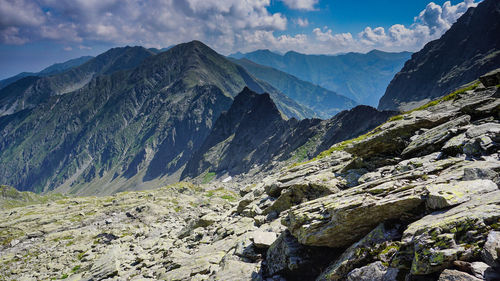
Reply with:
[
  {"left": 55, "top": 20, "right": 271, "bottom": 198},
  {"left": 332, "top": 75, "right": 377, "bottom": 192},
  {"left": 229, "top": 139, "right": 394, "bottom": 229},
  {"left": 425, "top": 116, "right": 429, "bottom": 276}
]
[
  {"left": 182, "top": 87, "right": 393, "bottom": 180},
  {"left": 1, "top": 72, "right": 498, "bottom": 281},
  {"left": 0, "top": 56, "right": 93, "bottom": 89},
  {"left": 379, "top": 0, "right": 500, "bottom": 111},
  {"left": 231, "top": 49, "right": 412, "bottom": 106},
  {"left": 0, "top": 46, "right": 156, "bottom": 117},
  {"left": 0, "top": 41, "right": 313, "bottom": 195},
  {"left": 229, "top": 58, "right": 357, "bottom": 118}
]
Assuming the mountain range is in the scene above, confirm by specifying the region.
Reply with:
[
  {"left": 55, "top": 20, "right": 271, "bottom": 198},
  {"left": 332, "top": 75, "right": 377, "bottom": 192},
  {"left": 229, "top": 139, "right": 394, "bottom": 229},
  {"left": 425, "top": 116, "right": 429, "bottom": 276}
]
[
  {"left": 230, "top": 49, "right": 412, "bottom": 107},
  {"left": 0, "top": 56, "right": 93, "bottom": 90},
  {"left": 0, "top": 41, "right": 323, "bottom": 195},
  {"left": 182, "top": 87, "right": 392, "bottom": 180},
  {"left": 1, "top": 0, "right": 500, "bottom": 280},
  {"left": 229, "top": 58, "right": 357, "bottom": 118}
]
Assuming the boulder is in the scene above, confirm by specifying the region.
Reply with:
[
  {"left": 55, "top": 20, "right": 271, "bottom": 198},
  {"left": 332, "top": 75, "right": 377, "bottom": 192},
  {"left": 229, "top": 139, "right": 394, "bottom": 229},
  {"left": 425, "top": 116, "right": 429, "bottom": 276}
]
[
  {"left": 480, "top": 68, "right": 500, "bottom": 87},
  {"left": 425, "top": 180, "right": 498, "bottom": 209},
  {"left": 345, "top": 109, "right": 456, "bottom": 158},
  {"left": 482, "top": 231, "right": 500, "bottom": 268},
  {"left": 211, "top": 260, "right": 260, "bottom": 281},
  {"left": 317, "top": 223, "right": 401, "bottom": 281},
  {"left": 402, "top": 115, "right": 470, "bottom": 157},
  {"left": 264, "top": 177, "right": 341, "bottom": 215},
  {"left": 87, "top": 245, "right": 121, "bottom": 281},
  {"left": 251, "top": 231, "right": 277, "bottom": 249},
  {"left": 345, "top": 261, "right": 398, "bottom": 281},
  {"left": 283, "top": 182, "right": 425, "bottom": 248},
  {"left": 263, "top": 230, "right": 338, "bottom": 280},
  {"left": 402, "top": 191, "right": 500, "bottom": 275},
  {"left": 438, "top": 269, "right": 482, "bottom": 281}
]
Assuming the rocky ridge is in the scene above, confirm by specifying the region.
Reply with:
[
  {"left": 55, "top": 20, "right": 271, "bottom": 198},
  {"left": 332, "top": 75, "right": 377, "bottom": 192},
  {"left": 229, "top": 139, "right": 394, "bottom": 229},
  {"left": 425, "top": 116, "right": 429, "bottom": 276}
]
[{"left": 1, "top": 72, "right": 499, "bottom": 280}]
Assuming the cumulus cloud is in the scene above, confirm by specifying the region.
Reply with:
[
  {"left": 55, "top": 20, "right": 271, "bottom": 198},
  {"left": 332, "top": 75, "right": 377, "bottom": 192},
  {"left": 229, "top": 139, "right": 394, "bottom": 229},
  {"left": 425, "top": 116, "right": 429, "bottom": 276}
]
[
  {"left": 356, "top": 0, "right": 478, "bottom": 51},
  {"left": 0, "top": 0, "right": 480, "bottom": 55},
  {"left": 295, "top": 18, "right": 309, "bottom": 27},
  {"left": 280, "top": 0, "right": 318, "bottom": 11},
  {"left": 0, "top": 0, "right": 288, "bottom": 53}
]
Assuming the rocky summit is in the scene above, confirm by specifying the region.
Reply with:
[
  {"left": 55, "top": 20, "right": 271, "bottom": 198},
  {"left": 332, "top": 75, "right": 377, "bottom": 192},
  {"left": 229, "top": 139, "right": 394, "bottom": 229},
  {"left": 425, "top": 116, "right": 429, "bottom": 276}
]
[{"left": 1, "top": 71, "right": 499, "bottom": 280}]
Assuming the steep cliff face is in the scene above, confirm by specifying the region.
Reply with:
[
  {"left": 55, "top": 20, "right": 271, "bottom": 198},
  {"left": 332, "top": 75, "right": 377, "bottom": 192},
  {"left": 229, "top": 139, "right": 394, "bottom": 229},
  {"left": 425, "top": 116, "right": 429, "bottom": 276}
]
[
  {"left": 0, "top": 41, "right": 312, "bottom": 195},
  {"left": 378, "top": 0, "right": 500, "bottom": 111},
  {"left": 182, "top": 87, "right": 393, "bottom": 180}
]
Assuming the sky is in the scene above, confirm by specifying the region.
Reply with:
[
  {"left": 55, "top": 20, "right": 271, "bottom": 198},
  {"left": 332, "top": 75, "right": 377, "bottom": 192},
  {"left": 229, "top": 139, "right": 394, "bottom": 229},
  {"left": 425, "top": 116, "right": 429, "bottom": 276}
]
[{"left": 0, "top": 0, "right": 480, "bottom": 79}]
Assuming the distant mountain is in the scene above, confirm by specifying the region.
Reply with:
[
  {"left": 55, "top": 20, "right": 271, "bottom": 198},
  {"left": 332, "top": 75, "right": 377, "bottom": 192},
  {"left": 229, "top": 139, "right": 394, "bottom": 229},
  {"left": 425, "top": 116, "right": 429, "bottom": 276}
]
[
  {"left": 379, "top": 0, "right": 500, "bottom": 111},
  {"left": 182, "top": 87, "right": 393, "bottom": 179},
  {"left": 229, "top": 58, "right": 357, "bottom": 118},
  {"left": 0, "top": 56, "right": 93, "bottom": 89},
  {"left": 230, "top": 49, "right": 411, "bottom": 106},
  {"left": 0, "top": 41, "right": 314, "bottom": 195},
  {"left": 0, "top": 46, "right": 156, "bottom": 117}
]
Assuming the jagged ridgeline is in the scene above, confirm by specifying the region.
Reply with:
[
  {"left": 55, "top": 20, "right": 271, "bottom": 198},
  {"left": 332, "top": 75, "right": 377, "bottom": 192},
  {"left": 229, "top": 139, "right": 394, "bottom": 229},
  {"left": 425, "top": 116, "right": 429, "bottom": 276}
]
[{"left": 0, "top": 41, "right": 319, "bottom": 195}]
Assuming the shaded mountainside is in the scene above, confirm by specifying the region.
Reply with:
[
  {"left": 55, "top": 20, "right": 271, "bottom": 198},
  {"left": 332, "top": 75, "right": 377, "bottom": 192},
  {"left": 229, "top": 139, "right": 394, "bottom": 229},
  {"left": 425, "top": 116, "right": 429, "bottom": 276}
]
[
  {"left": 0, "top": 56, "right": 94, "bottom": 90},
  {"left": 0, "top": 41, "right": 313, "bottom": 195},
  {"left": 230, "top": 58, "right": 357, "bottom": 118},
  {"left": 182, "top": 87, "right": 394, "bottom": 180},
  {"left": 231, "top": 49, "right": 411, "bottom": 106},
  {"left": 1, "top": 77, "right": 498, "bottom": 281},
  {"left": 379, "top": 0, "right": 500, "bottom": 111},
  {"left": 0, "top": 46, "right": 156, "bottom": 117}
]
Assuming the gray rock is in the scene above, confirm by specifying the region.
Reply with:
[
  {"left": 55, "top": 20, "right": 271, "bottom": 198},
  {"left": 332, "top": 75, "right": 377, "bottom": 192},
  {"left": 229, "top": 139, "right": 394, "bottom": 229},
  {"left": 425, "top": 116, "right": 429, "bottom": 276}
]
[
  {"left": 87, "top": 245, "right": 121, "bottom": 281},
  {"left": 251, "top": 231, "right": 277, "bottom": 249},
  {"left": 345, "top": 261, "right": 398, "bottom": 281},
  {"left": 317, "top": 223, "right": 401, "bottom": 281},
  {"left": 482, "top": 231, "right": 500, "bottom": 268},
  {"left": 402, "top": 191, "right": 500, "bottom": 275},
  {"left": 480, "top": 68, "right": 500, "bottom": 87},
  {"left": 402, "top": 115, "right": 471, "bottom": 157},
  {"left": 465, "top": 123, "right": 500, "bottom": 139},
  {"left": 438, "top": 269, "right": 482, "bottom": 281},
  {"left": 442, "top": 133, "right": 467, "bottom": 155},
  {"left": 283, "top": 182, "right": 425, "bottom": 248},
  {"left": 211, "top": 260, "right": 259, "bottom": 281},
  {"left": 425, "top": 180, "right": 498, "bottom": 209},
  {"left": 263, "top": 230, "right": 338, "bottom": 280}
]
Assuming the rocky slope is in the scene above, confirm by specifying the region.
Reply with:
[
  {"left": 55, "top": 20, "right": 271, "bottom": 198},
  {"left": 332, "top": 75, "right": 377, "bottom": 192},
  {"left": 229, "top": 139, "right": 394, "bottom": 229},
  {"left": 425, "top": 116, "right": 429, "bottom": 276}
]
[
  {"left": 182, "top": 87, "right": 393, "bottom": 181},
  {"left": 1, "top": 73, "right": 498, "bottom": 281},
  {"left": 0, "top": 41, "right": 313, "bottom": 195},
  {"left": 378, "top": 0, "right": 500, "bottom": 111},
  {"left": 230, "top": 49, "right": 411, "bottom": 107},
  {"left": 0, "top": 56, "right": 94, "bottom": 90},
  {"left": 230, "top": 58, "right": 357, "bottom": 118}
]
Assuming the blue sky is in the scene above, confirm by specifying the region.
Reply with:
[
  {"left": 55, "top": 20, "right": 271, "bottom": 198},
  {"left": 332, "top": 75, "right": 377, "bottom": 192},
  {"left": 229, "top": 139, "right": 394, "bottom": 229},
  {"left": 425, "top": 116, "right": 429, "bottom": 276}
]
[{"left": 0, "top": 0, "right": 480, "bottom": 79}]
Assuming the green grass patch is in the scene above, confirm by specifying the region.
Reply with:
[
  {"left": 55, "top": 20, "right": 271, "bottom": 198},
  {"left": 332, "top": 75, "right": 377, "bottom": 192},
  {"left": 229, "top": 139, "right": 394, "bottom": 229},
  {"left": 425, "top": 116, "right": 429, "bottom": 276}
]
[
  {"left": 71, "top": 265, "right": 81, "bottom": 273},
  {"left": 204, "top": 187, "right": 238, "bottom": 202},
  {"left": 202, "top": 172, "right": 216, "bottom": 184},
  {"left": 388, "top": 80, "right": 481, "bottom": 122}
]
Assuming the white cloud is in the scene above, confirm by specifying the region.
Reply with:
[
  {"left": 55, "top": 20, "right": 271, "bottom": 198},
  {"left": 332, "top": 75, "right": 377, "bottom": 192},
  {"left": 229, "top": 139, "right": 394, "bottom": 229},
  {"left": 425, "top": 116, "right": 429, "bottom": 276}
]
[
  {"left": 356, "top": 0, "right": 478, "bottom": 51},
  {"left": 295, "top": 18, "right": 309, "bottom": 27},
  {"left": 280, "top": 0, "right": 318, "bottom": 11},
  {"left": 0, "top": 0, "right": 481, "bottom": 55}
]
